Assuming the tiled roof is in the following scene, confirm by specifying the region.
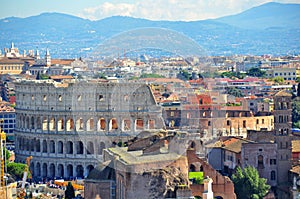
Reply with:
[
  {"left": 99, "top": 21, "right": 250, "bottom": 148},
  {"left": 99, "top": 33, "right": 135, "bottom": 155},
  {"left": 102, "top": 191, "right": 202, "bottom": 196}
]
[
  {"left": 292, "top": 140, "right": 300, "bottom": 153},
  {"left": 273, "top": 90, "right": 293, "bottom": 97},
  {"left": 50, "top": 75, "right": 74, "bottom": 80},
  {"left": 0, "top": 57, "right": 24, "bottom": 64},
  {"left": 51, "top": 59, "right": 75, "bottom": 65}
]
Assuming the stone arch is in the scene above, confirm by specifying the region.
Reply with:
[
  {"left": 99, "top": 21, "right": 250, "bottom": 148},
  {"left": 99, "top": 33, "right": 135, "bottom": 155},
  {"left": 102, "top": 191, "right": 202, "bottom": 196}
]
[
  {"left": 122, "top": 119, "right": 131, "bottom": 131},
  {"left": 189, "top": 164, "right": 196, "bottom": 172},
  {"left": 58, "top": 164, "right": 64, "bottom": 178},
  {"left": 36, "top": 162, "right": 41, "bottom": 177},
  {"left": 42, "top": 116, "right": 48, "bottom": 131},
  {"left": 30, "top": 138, "right": 34, "bottom": 151},
  {"left": 98, "top": 142, "right": 105, "bottom": 155},
  {"left": 189, "top": 141, "right": 196, "bottom": 149},
  {"left": 86, "top": 118, "right": 94, "bottom": 131},
  {"left": 57, "top": 117, "right": 64, "bottom": 131},
  {"left": 35, "top": 139, "right": 40, "bottom": 152},
  {"left": 42, "top": 163, "right": 48, "bottom": 178},
  {"left": 31, "top": 116, "right": 35, "bottom": 129},
  {"left": 30, "top": 162, "right": 34, "bottom": 177},
  {"left": 67, "top": 164, "right": 73, "bottom": 178},
  {"left": 258, "top": 155, "right": 264, "bottom": 169},
  {"left": 26, "top": 116, "right": 30, "bottom": 129},
  {"left": 97, "top": 118, "right": 106, "bottom": 131},
  {"left": 76, "top": 165, "right": 84, "bottom": 178},
  {"left": 109, "top": 118, "right": 118, "bottom": 130},
  {"left": 87, "top": 141, "right": 94, "bottom": 154},
  {"left": 148, "top": 119, "right": 155, "bottom": 129},
  {"left": 49, "top": 163, "right": 55, "bottom": 177},
  {"left": 76, "top": 141, "right": 84, "bottom": 154},
  {"left": 86, "top": 165, "right": 94, "bottom": 177},
  {"left": 42, "top": 140, "right": 47, "bottom": 153},
  {"left": 58, "top": 141, "right": 63, "bottom": 154},
  {"left": 66, "top": 141, "right": 73, "bottom": 154},
  {"left": 36, "top": 116, "right": 42, "bottom": 130},
  {"left": 49, "top": 140, "right": 55, "bottom": 153},
  {"left": 49, "top": 117, "right": 56, "bottom": 131},
  {"left": 66, "top": 118, "right": 74, "bottom": 131},
  {"left": 76, "top": 117, "right": 84, "bottom": 131},
  {"left": 135, "top": 118, "right": 144, "bottom": 130}
]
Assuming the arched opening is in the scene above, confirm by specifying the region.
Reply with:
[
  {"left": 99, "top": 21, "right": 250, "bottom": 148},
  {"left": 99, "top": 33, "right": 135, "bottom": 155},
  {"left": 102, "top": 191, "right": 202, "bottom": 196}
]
[
  {"left": 58, "top": 141, "right": 63, "bottom": 154},
  {"left": 215, "top": 197, "right": 224, "bottom": 199},
  {"left": 271, "top": 170, "right": 276, "bottom": 181},
  {"left": 76, "top": 141, "right": 84, "bottom": 154},
  {"left": 200, "top": 165, "right": 203, "bottom": 172},
  {"left": 189, "top": 164, "right": 196, "bottom": 172},
  {"left": 49, "top": 117, "right": 56, "bottom": 131},
  {"left": 87, "top": 141, "right": 94, "bottom": 155},
  {"left": 76, "top": 118, "right": 84, "bottom": 131},
  {"left": 123, "top": 119, "right": 131, "bottom": 131},
  {"left": 76, "top": 165, "right": 84, "bottom": 178},
  {"left": 42, "top": 140, "right": 47, "bottom": 153},
  {"left": 67, "top": 141, "right": 73, "bottom": 154},
  {"left": 42, "top": 116, "right": 47, "bottom": 131},
  {"left": 258, "top": 155, "right": 264, "bottom": 169},
  {"left": 86, "top": 118, "right": 94, "bottom": 131},
  {"left": 109, "top": 118, "right": 118, "bottom": 130},
  {"left": 58, "top": 164, "right": 64, "bottom": 178},
  {"left": 49, "top": 140, "right": 55, "bottom": 153},
  {"left": 36, "top": 162, "right": 41, "bottom": 177},
  {"left": 30, "top": 139, "right": 34, "bottom": 152},
  {"left": 135, "top": 119, "right": 144, "bottom": 130},
  {"left": 86, "top": 165, "right": 94, "bottom": 177},
  {"left": 149, "top": 119, "right": 155, "bottom": 129},
  {"left": 66, "top": 118, "right": 74, "bottom": 131},
  {"left": 50, "top": 163, "right": 55, "bottom": 177},
  {"left": 42, "top": 163, "right": 48, "bottom": 178},
  {"left": 30, "top": 162, "right": 34, "bottom": 177},
  {"left": 97, "top": 118, "right": 106, "bottom": 131},
  {"left": 57, "top": 118, "right": 64, "bottom": 131},
  {"left": 26, "top": 116, "right": 30, "bottom": 129},
  {"left": 98, "top": 142, "right": 105, "bottom": 155},
  {"left": 67, "top": 164, "right": 73, "bottom": 178},
  {"left": 36, "top": 116, "right": 42, "bottom": 130},
  {"left": 31, "top": 116, "right": 35, "bottom": 129},
  {"left": 190, "top": 141, "right": 196, "bottom": 149}
]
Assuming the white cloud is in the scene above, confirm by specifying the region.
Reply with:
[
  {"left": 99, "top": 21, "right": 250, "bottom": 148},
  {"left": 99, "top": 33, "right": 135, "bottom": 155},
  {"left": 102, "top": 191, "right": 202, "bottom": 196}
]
[{"left": 80, "top": 0, "right": 300, "bottom": 21}]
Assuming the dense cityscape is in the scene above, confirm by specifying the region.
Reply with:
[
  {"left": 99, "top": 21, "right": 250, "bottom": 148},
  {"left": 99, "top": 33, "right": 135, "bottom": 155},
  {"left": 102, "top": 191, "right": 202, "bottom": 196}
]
[{"left": 0, "top": 1, "right": 300, "bottom": 199}]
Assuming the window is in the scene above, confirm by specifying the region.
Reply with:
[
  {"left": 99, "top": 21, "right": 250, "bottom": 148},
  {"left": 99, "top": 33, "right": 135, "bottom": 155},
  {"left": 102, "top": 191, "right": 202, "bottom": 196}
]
[
  {"left": 58, "top": 95, "right": 62, "bottom": 101},
  {"left": 99, "top": 95, "right": 104, "bottom": 101},
  {"left": 270, "top": 159, "right": 276, "bottom": 165},
  {"left": 208, "top": 121, "right": 211, "bottom": 126},
  {"left": 31, "top": 95, "right": 34, "bottom": 101},
  {"left": 271, "top": 171, "right": 276, "bottom": 180},
  {"left": 243, "top": 120, "right": 246, "bottom": 128},
  {"left": 43, "top": 95, "right": 47, "bottom": 101},
  {"left": 227, "top": 120, "right": 231, "bottom": 126},
  {"left": 256, "top": 119, "right": 259, "bottom": 124},
  {"left": 262, "top": 119, "right": 264, "bottom": 124},
  {"left": 170, "top": 112, "right": 174, "bottom": 117},
  {"left": 77, "top": 95, "right": 82, "bottom": 101}
]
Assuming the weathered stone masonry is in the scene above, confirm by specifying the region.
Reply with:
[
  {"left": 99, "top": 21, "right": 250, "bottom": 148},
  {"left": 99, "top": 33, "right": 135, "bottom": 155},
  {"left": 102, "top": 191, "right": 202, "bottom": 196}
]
[{"left": 14, "top": 79, "right": 165, "bottom": 179}]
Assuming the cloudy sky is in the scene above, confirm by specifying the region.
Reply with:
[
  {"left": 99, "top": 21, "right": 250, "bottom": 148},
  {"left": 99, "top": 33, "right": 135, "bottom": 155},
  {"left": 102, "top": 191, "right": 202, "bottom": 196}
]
[{"left": 1, "top": 0, "right": 300, "bottom": 21}]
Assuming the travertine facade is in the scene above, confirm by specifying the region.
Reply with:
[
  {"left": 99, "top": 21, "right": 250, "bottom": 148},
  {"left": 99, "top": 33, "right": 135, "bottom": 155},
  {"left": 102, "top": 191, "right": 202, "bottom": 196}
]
[{"left": 14, "top": 79, "right": 165, "bottom": 179}]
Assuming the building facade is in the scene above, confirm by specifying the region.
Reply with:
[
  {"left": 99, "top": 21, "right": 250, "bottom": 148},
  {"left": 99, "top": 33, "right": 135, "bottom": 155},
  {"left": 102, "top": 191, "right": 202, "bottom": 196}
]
[{"left": 14, "top": 79, "right": 165, "bottom": 179}]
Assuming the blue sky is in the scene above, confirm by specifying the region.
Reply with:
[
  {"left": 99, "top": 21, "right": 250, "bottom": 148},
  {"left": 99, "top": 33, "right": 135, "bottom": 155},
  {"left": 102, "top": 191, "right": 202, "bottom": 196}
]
[{"left": 1, "top": 0, "right": 300, "bottom": 21}]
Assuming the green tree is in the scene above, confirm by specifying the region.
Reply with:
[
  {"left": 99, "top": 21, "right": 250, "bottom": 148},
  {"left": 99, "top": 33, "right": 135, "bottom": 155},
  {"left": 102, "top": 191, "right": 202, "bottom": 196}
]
[
  {"left": 140, "top": 73, "right": 165, "bottom": 78},
  {"left": 225, "top": 87, "right": 244, "bottom": 97},
  {"left": 247, "top": 67, "right": 266, "bottom": 77},
  {"left": 65, "top": 182, "right": 75, "bottom": 199},
  {"left": 232, "top": 166, "right": 270, "bottom": 199},
  {"left": 177, "top": 70, "right": 191, "bottom": 80},
  {"left": 292, "top": 98, "right": 300, "bottom": 128},
  {"left": 272, "top": 76, "right": 285, "bottom": 84},
  {"left": 7, "top": 162, "right": 27, "bottom": 180}
]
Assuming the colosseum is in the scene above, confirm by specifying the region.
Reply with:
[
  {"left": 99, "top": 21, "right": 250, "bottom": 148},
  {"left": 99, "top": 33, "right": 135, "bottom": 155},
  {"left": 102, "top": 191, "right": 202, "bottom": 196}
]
[{"left": 14, "top": 79, "right": 165, "bottom": 179}]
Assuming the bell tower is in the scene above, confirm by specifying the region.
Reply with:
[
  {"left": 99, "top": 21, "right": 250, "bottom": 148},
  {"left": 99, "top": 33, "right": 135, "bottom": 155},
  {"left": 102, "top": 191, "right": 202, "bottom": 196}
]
[
  {"left": 45, "top": 48, "right": 51, "bottom": 66},
  {"left": 273, "top": 90, "right": 293, "bottom": 185}
]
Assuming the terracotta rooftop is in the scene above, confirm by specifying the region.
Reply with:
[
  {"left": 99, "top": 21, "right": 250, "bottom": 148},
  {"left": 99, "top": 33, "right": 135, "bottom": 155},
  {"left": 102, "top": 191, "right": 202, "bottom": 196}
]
[
  {"left": 0, "top": 57, "right": 24, "bottom": 64},
  {"left": 51, "top": 59, "right": 75, "bottom": 66},
  {"left": 292, "top": 140, "right": 300, "bottom": 153}
]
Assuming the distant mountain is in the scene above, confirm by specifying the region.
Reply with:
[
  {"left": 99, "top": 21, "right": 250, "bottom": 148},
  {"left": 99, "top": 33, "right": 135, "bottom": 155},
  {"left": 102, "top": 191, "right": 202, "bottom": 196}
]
[
  {"left": 215, "top": 2, "right": 300, "bottom": 29},
  {"left": 0, "top": 2, "right": 299, "bottom": 58}
]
